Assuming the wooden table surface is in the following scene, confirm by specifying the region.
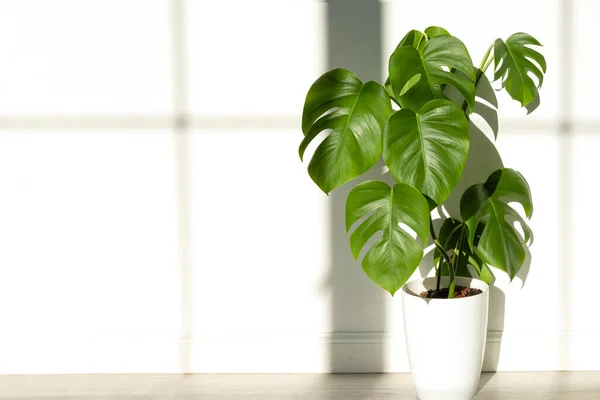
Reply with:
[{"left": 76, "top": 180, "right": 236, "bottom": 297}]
[{"left": 1, "top": 372, "right": 599, "bottom": 399}]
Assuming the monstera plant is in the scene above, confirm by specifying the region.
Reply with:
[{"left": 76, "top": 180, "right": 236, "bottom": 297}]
[{"left": 300, "top": 27, "right": 546, "bottom": 298}]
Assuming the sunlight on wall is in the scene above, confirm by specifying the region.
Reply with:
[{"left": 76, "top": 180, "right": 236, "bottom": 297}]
[
  {"left": 189, "top": 131, "right": 330, "bottom": 372},
  {"left": 573, "top": 0, "right": 600, "bottom": 121},
  {"left": 0, "top": 131, "right": 180, "bottom": 373},
  {"left": 0, "top": 0, "right": 598, "bottom": 374},
  {"left": 0, "top": 1, "right": 173, "bottom": 116},
  {"left": 187, "top": 1, "right": 326, "bottom": 118}
]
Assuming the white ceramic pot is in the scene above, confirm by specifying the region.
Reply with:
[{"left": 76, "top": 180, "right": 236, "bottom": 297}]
[{"left": 402, "top": 276, "right": 489, "bottom": 400}]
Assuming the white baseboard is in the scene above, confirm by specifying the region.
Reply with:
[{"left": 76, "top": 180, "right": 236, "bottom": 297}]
[
  {"left": 0, "top": 330, "right": 597, "bottom": 374},
  {"left": 186, "top": 331, "right": 600, "bottom": 373}
]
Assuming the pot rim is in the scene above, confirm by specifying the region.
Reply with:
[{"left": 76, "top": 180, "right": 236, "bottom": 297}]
[{"left": 402, "top": 276, "right": 490, "bottom": 300}]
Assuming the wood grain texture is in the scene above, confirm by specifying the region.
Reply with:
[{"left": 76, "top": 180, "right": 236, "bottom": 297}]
[{"left": 0, "top": 372, "right": 598, "bottom": 399}]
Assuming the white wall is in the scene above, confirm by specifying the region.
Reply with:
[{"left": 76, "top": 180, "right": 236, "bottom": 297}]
[{"left": 0, "top": 0, "right": 597, "bottom": 373}]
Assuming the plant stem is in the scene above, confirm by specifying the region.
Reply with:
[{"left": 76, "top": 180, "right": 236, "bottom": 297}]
[
  {"left": 435, "top": 253, "right": 443, "bottom": 294},
  {"left": 461, "top": 41, "right": 496, "bottom": 114},
  {"left": 448, "top": 227, "right": 465, "bottom": 299},
  {"left": 448, "top": 275, "right": 456, "bottom": 298},
  {"left": 430, "top": 216, "right": 453, "bottom": 296},
  {"left": 430, "top": 217, "right": 452, "bottom": 266},
  {"left": 478, "top": 42, "right": 494, "bottom": 72},
  {"left": 482, "top": 56, "right": 494, "bottom": 75}
]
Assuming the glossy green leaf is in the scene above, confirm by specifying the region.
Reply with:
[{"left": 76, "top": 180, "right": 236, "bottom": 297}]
[
  {"left": 468, "top": 251, "right": 494, "bottom": 284},
  {"left": 460, "top": 168, "right": 533, "bottom": 279},
  {"left": 346, "top": 181, "right": 430, "bottom": 295},
  {"left": 389, "top": 35, "right": 476, "bottom": 111},
  {"left": 395, "top": 29, "right": 426, "bottom": 50},
  {"left": 300, "top": 69, "right": 393, "bottom": 194},
  {"left": 494, "top": 33, "right": 547, "bottom": 107},
  {"left": 424, "top": 26, "right": 450, "bottom": 38},
  {"left": 386, "top": 28, "right": 450, "bottom": 104},
  {"left": 383, "top": 99, "right": 470, "bottom": 205}
]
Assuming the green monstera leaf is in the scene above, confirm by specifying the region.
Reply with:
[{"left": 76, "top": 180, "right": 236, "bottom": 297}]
[
  {"left": 384, "top": 30, "right": 426, "bottom": 100},
  {"left": 494, "top": 33, "right": 546, "bottom": 107},
  {"left": 424, "top": 26, "right": 450, "bottom": 38},
  {"left": 300, "top": 69, "right": 392, "bottom": 194},
  {"left": 384, "top": 27, "right": 451, "bottom": 103},
  {"left": 394, "top": 26, "right": 450, "bottom": 52},
  {"left": 346, "top": 181, "right": 430, "bottom": 295},
  {"left": 383, "top": 99, "right": 470, "bottom": 205},
  {"left": 389, "top": 35, "right": 476, "bottom": 112},
  {"left": 395, "top": 29, "right": 426, "bottom": 50},
  {"left": 460, "top": 168, "right": 534, "bottom": 279}
]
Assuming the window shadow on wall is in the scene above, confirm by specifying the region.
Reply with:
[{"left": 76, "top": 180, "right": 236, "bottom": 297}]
[{"left": 325, "top": 0, "right": 387, "bottom": 384}]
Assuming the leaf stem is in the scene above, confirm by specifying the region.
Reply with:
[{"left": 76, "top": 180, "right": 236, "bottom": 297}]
[
  {"left": 435, "top": 255, "right": 443, "bottom": 294},
  {"left": 430, "top": 217, "right": 452, "bottom": 266},
  {"left": 448, "top": 276, "right": 456, "bottom": 298},
  {"left": 448, "top": 227, "right": 466, "bottom": 298},
  {"left": 461, "top": 41, "right": 496, "bottom": 113},
  {"left": 482, "top": 56, "right": 494, "bottom": 75},
  {"left": 478, "top": 42, "right": 494, "bottom": 72},
  {"left": 430, "top": 216, "right": 453, "bottom": 296}
]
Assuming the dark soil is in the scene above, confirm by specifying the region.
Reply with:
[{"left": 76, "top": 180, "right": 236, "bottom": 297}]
[{"left": 420, "top": 286, "right": 482, "bottom": 299}]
